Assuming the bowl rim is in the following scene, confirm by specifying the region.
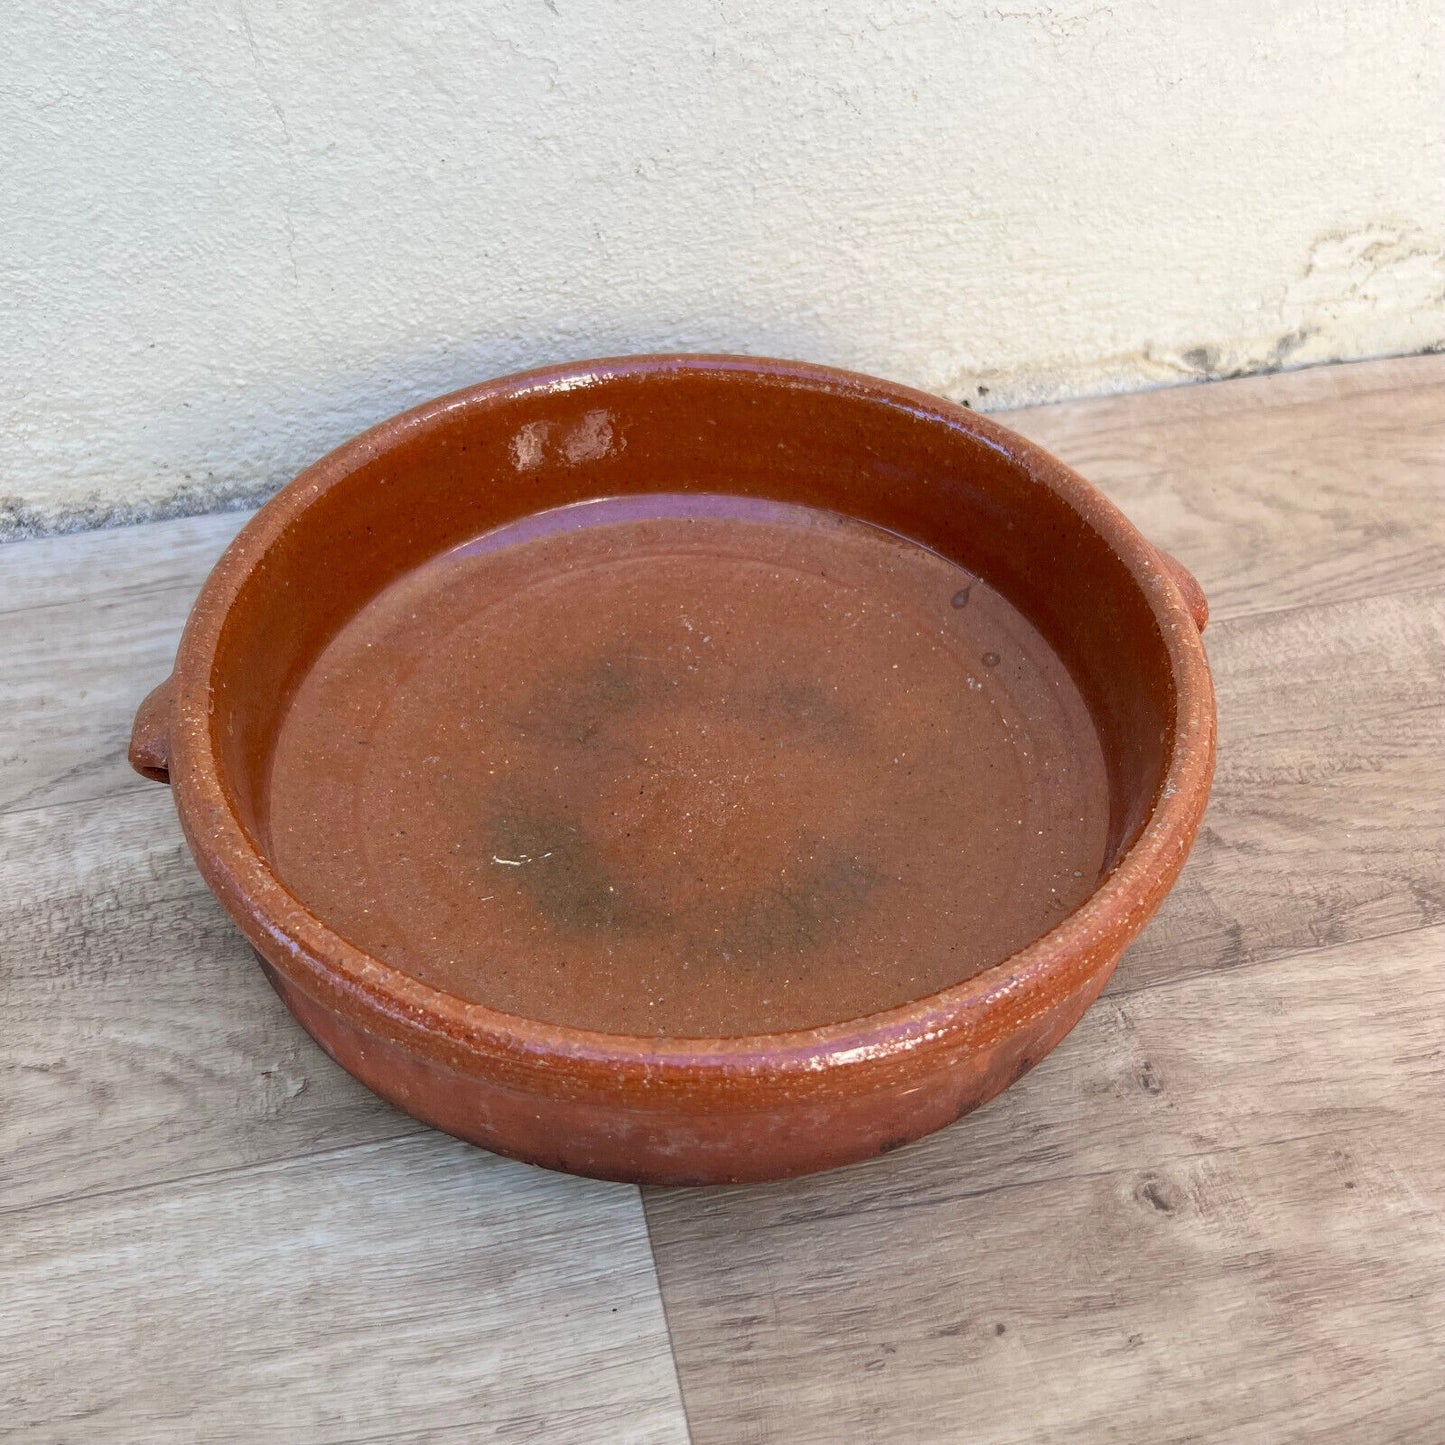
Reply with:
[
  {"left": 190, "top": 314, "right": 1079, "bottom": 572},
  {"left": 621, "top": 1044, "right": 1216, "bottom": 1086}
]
[{"left": 169, "top": 353, "right": 1215, "bottom": 1084}]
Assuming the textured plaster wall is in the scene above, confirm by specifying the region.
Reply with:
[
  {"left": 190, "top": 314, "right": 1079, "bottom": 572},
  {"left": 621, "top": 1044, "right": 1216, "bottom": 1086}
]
[{"left": 3, "top": 0, "right": 1443, "bottom": 537}]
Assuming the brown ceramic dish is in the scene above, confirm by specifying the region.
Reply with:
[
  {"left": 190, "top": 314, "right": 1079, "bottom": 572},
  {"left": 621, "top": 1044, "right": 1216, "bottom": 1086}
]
[{"left": 130, "top": 355, "right": 1214, "bottom": 1184}]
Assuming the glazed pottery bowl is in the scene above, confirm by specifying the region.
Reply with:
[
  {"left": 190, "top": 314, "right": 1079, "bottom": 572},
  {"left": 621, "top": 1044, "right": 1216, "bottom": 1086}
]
[{"left": 130, "top": 355, "right": 1214, "bottom": 1184}]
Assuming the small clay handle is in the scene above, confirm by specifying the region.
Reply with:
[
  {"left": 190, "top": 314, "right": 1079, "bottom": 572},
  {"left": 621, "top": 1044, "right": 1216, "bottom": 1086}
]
[
  {"left": 1157, "top": 551, "right": 1209, "bottom": 632},
  {"left": 129, "top": 677, "right": 174, "bottom": 784}
]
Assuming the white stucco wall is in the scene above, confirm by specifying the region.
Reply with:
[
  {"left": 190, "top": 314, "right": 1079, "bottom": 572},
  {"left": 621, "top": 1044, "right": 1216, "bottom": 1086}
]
[{"left": 4, "top": 1, "right": 1442, "bottom": 537}]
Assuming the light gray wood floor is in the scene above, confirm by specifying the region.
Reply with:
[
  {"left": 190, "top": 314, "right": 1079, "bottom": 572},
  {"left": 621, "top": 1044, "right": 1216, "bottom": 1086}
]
[{"left": 3, "top": 355, "right": 1442, "bottom": 1443}]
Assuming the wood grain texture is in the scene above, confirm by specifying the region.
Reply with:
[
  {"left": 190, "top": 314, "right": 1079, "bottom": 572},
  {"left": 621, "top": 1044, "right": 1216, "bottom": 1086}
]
[
  {"left": 2, "top": 1135, "right": 688, "bottom": 1445},
  {"left": 644, "top": 926, "right": 1445, "bottom": 1445},
  {"left": 0, "top": 512, "right": 246, "bottom": 813},
  {"left": 0, "top": 791, "right": 431, "bottom": 1214},
  {"left": 1115, "top": 584, "right": 1445, "bottom": 996},
  {"left": 4, "top": 356, "right": 1445, "bottom": 1444},
  {"left": 1008, "top": 353, "right": 1445, "bottom": 624},
  {"left": 0, "top": 510, "right": 247, "bottom": 616}
]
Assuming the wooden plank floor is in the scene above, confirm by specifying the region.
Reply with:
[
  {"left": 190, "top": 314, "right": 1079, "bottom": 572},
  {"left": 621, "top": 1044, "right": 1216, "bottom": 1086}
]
[{"left": 3, "top": 355, "right": 1442, "bottom": 1443}]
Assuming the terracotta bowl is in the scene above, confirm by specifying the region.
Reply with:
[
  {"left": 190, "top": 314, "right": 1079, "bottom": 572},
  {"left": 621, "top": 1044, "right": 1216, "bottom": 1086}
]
[{"left": 131, "top": 355, "right": 1214, "bottom": 1184}]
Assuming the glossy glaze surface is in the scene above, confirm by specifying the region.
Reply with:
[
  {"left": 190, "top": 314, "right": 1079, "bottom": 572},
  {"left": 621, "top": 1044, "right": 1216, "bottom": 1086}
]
[
  {"left": 132, "top": 354, "right": 1215, "bottom": 1183},
  {"left": 268, "top": 496, "right": 1108, "bottom": 1035}
]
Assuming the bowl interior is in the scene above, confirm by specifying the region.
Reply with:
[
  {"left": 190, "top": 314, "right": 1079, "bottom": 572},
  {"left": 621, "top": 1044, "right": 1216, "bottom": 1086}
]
[{"left": 205, "top": 360, "right": 1179, "bottom": 1034}]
